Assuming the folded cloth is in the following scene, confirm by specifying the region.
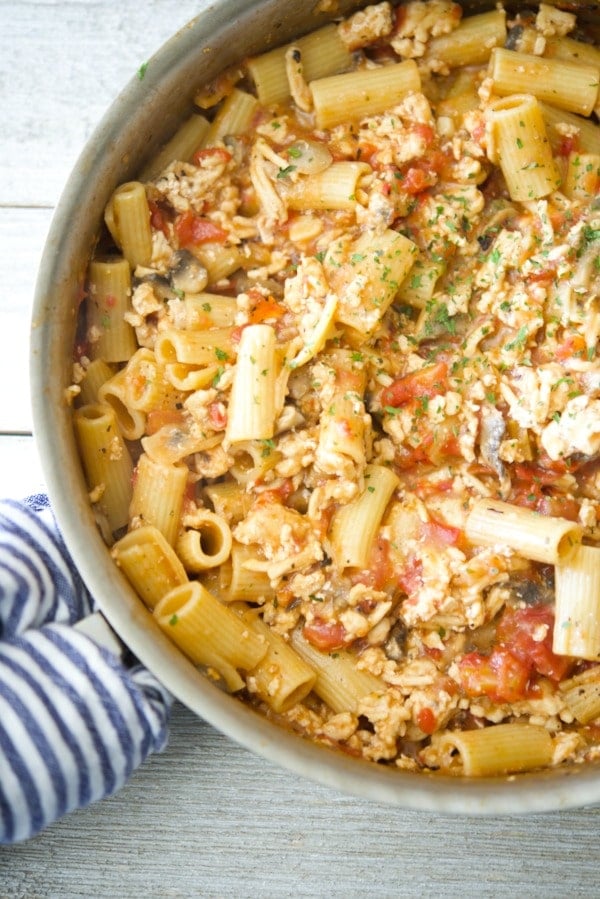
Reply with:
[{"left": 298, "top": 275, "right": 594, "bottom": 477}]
[{"left": 0, "top": 496, "right": 172, "bottom": 844}]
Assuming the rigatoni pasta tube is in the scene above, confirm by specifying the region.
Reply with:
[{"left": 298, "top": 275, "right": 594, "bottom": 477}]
[
  {"left": 129, "top": 453, "right": 188, "bottom": 546},
  {"left": 140, "top": 113, "right": 210, "bottom": 181},
  {"left": 540, "top": 102, "right": 600, "bottom": 156},
  {"left": 465, "top": 498, "right": 582, "bottom": 564},
  {"left": 329, "top": 464, "right": 400, "bottom": 570},
  {"left": 488, "top": 48, "right": 599, "bottom": 117},
  {"left": 123, "top": 347, "right": 180, "bottom": 413},
  {"left": 203, "top": 481, "right": 253, "bottom": 524},
  {"left": 73, "top": 403, "right": 134, "bottom": 533},
  {"left": 164, "top": 362, "right": 220, "bottom": 392},
  {"left": 486, "top": 95, "right": 560, "bottom": 201},
  {"left": 246, "top": 23, "right": 352, "bottom": 106},
  {"left": 110, "top": 524, "right": 188, "bottom": 610},
  {"left": 184, "top": 293, "right": 237, "bottom": 329},
  {"left": 104, "top": 181, "right": 153, "bottom": 269},
  {"left": 396, "top": 256, "right": 445, "bottom": 309},
  {"left": 564, "top": 153, "right": 600, "bottom": 200},
  {"left": 328, "top": 229, "right": 418, "bottom": 336},
  {"left": 433, "top": 723, "right": 554, "bottom": 777},
  {"left": 554, "top": 544, "right": 600, "bottom": 660},
  {"left": 311, "top": 60, "right": 420, "bottom": 130},
  {"left": 423, "top": 9, "right": 506, "bottom": 69},
  {"left": 284, "top": 162, "right": 371, "bottom": 212},
  {"left": 87, "top": 257, "right": 137, "bottom": 363},
  {"left": 201, "top": 89, "right": 259, "bottom": 147},
  {"left": 142, "top": 426, "right": 222, "bottom": 467},
  {"left": 290, "top": 629, "right": 384, "bottom": 714},
  {"left": 560, "top": 668, "right": 600, "bottom": 724},
  {"left": 228, "top": 440, "right": 282, "bottom": 486},
  {"left": 193, "top": 242, "right": 243, "bottom": 284},
  {"left": 241, "top": 611, "right": 316, "bottom": 713},
  {"left": 155, "top": 327, "right": 234, "bottom": 367},
  {"left": 98, "top": 367, "right": 146, "bottom": 441},
  {"left": 210, "top": 541, "right": 274, "bottom": 603},
  {"left": 317, "top": 350, "right": 368, "bottom": 470},
  {"left": 153, "top": 581, "right": 267, "bottom": 692},
  {"left": 226, "top": 324, "right": 278, "bottom": 443},
  {"left": 78, "top": 358, "right": 115, "bottom": 406},
  {"left": 175, "top": 510, "right": 232, "bottom": 573}
]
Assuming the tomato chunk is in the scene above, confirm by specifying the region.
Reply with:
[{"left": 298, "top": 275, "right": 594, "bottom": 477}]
[
  {"left": 192, "top": 146, "right": 232, "bottom": 166},
  {"left": 416, "top": 707, "right": 437, "bottom": 735},
  {"left": 458, "top": 647, "right": 531, "bottom": 704},
  {"left": 303, "top": 619, "right": 348, "bottom": 652},
  {"left": 175, "top": 210, "right": 228, "bottom": 247},
  {"left": 381, "top": 361, "right": 448, "bottom": 408},
  {"left": 249, "top": 295, "right": 285, "bottom": 324},
  {"left": 401, "top": 166, "right": 437, "bottom": 195},
  {"left": 496, "top": 605, "right": 572, "bottom": 682}
]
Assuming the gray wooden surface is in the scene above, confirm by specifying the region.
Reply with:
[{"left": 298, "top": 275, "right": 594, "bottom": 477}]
[{"left": 2, "top": 2, "right": 600, "bottom": 896}]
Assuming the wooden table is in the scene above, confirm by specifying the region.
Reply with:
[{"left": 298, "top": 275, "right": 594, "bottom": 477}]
[{"left": 2, "top": 2, "right": 600, "bottom": 895}]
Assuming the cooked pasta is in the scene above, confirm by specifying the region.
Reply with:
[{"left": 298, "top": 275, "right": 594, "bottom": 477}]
[{"left": 73, "top": 1, "right": 600, "bottom": 777}]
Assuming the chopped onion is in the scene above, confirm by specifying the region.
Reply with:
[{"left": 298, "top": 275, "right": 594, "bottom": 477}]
[{"left": 287, "top": 139, "right": 332, "bottom": 175}]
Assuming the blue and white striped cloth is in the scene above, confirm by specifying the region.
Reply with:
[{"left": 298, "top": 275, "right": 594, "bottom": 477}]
[{"left": 0, "top": 496, "right": 172, "bottom": 844}]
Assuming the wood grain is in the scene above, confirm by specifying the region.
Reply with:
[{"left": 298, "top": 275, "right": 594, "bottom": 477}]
[{"left": 2, "top": 1, "right": 600, "bottom": 895}]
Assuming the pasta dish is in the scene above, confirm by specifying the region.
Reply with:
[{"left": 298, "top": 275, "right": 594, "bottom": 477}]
[{"left": 71, "top": 0, "right": 600, "bottom": 777}]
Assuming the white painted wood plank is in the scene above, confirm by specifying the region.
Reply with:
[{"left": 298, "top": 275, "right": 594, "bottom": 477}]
[
  {"left": 0, "top": 207, "right": 53, "bottom": 432},
  {"left": 1, "top": 0, "right": 206, "bottom": 207},
  {"left": 0, "top": 434, "right": 45, "bottom": 497},
  {"left": 0, "top": 703, "right": 599, "bottom": 897},
  {"left": 0, "top": 700, "right": 591, "bottom": 898},
  {"left": 3, "top": 0, "right": 600, "bottom": 892}
]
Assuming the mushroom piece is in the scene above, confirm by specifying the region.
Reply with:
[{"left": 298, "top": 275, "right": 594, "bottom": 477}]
[
  {"left": 384, "top": 619, "right": 409, "bottom": 662},
  {"left": 479, "top": 407, "right": 506, "bottom": 481},
  {"left": 169, "top": 249, "right": 209, "bottom": 294}
]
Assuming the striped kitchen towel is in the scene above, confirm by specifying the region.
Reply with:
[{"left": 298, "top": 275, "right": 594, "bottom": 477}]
[{"left": 0, "top": 496, "right": 172, "bottom": 844}]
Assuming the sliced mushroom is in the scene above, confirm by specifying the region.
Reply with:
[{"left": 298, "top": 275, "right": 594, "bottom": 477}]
[
  {"left": 384, "top": 619, "right": 409, "bottom": 661},
  {"left": 479, "top": 407, "right": 506, "bottom": 481},
  {"left": 138, "top": 273, "right": 178, "bottom": 303},
  {"left": 169, "top": 249, "right": 209, "bottom": 294}
]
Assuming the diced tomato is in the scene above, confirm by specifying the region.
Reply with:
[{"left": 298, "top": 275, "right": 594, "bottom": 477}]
[
  {"left": 400, "top": 166, "right": 437, "bottom": 195},
  {"left": 357, "top": 141, "right": 379, "bottom": 166},
  {"left": 352, "top": 536, "right": 394, "bottom": 591},
  {"left": 496, "top": 605, "right": 573, "bottom": 682},
  {"left": 421, "top": 517, "right": 463, "bottom": 549},
  {"left": 458, "top": 647, "right": 531, "bottom": 703},
  {"left": 255, "top": 479, "right": 295, "bottom": 506},
  {"left": 535, "top": 493, "right": 580, "bottom": 521},
  {"left": 398, "top": 556, "right": 423, "bottom": 597},
  {"left": 555, "top": 333, "right": 587, "bottom": 360},
  {"left": 511, "top": 462, "right": 580, "bottom": 520},
  {"left": 412, "top": 123, "right": 436, "bottom": 146},
  {"left": 381, "top": 361, "right": 448, "bottom": 408},
  {"left": 303, "top": 619, "right": 348, "bottom": 652},
  {"left": 192, "top": 146, "right": 232, "bottom": 166},
  {"left": 415, "top": 476, "right": 455, "bottom": 497},
  {"left": 148, "top": 200, "right": 170, "bottom": 238},
  {"left": 393, "top": 443, "right": 431, "bottom": 470},
  {"left": 556, "top": 133, "right": 580, "bottom": 158},
  {"left": 510, "top": 484, "right": 542, "bottom": 511},
  {"left": 249, "top": 295, "right": 285, "bottom": 324},
  {"left": 207, "top": 402, "right": 227, "bottom": 430},
  {"left": 416, "top": 707, "right": 437, "bottom": 735},
  {"left": 145, "top": 408, "right": 186, "bottom": 435},
  {"left": 174, "top": 211, "right": 228, "bottom": 248},
  {"left": 514, "top": 462, "right": 563, "bottom": 487}
]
